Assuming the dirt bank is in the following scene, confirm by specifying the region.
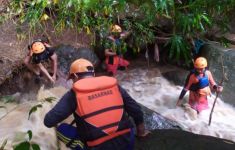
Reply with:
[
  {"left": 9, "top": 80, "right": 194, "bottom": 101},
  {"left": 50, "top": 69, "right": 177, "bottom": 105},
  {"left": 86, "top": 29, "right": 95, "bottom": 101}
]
[{"left": 0, "top": 21, "right": 91, "bottom": 86}]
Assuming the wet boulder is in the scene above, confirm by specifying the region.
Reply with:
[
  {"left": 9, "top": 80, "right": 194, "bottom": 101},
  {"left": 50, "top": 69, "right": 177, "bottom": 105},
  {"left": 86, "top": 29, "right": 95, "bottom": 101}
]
[
  {"left": 136, "top": 105, "right": 235, "bottom": 150},
  {"left": 55, "top": 45, "right": 100, "bottom": 74},
  {"left": 162, "top": 69, "right": 188, "bottom": 86},
  {"left": 200, "top": 41, "right": 235, "bottom": 105},
  {"left": 141, "top": 105, "right": 181, "bottom": 130},
  {"left": 135, "top": 129, "right": 235, "bottom": 150}
]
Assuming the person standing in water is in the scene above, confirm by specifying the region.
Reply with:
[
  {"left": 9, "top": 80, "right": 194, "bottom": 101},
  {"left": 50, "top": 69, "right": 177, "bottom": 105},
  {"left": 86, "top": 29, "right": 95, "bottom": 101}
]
[
  {"left": 177, "top": 57, "right": 223, "bottom": 113},
  {"left": 104, "top": 24, "right": 130, "bottom": 76}
]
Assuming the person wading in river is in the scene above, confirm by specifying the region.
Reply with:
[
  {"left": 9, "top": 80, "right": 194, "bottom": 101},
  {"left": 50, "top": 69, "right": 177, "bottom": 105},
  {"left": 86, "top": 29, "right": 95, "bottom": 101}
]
[
  {"left": 104, "top": 24, "right": 130, "bottom": 76},
  {"left": 44, "top": 58, "right": 149, "bottom": 150},
  {"left": 24, "top": 38, "right": 58, "bottom": 84},
  {"left": 177, "top": 57, "right": 223, "bottom": 113}
]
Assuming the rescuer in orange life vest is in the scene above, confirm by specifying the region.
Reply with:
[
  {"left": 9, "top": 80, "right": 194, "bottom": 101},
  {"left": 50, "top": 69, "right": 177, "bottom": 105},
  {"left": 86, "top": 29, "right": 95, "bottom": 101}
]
[
  {"left": 24, "top": 38, "right": 57, "bottom": 84},
  {"left": 44, "top": 58, "right": 149, "bottom": 150},
  {"left": 104, "top": 24, "right": 130, "bottom": 76},
  {"left": 177, "top": 57, "right": 223, "bottom": 113}
]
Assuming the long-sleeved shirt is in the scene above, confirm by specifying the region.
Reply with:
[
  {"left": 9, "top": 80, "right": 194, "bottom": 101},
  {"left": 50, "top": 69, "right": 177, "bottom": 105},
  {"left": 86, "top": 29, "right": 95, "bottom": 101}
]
[{"left": 44, "top": 85, "right": 144, "bottom": 128}]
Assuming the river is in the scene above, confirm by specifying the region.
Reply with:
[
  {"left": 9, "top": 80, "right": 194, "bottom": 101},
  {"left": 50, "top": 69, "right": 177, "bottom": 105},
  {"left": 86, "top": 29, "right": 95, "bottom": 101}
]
[{"left": 0, "top": 66, "right": 235, "bottom": 149}]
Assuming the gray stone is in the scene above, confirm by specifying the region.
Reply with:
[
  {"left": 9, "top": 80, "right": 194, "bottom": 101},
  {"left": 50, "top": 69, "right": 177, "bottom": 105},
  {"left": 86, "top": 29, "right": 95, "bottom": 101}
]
[
  {"left": 162, "top": 69, "right": 188, "bottom": 86},
  {"left": 135, "top": 129, "right": 235, "bottom": 150},
  {"left": 200, "top": 41, "right": 235, "bottom": 105},
  {"left": 55, "top": 45, "right": 100, "bottom": 74},
  {"left": 141, "top": 105, "right": 181, "bottom": 130},
  {"left": 136, "top": 104, "right": 235, "bottom": 150}
]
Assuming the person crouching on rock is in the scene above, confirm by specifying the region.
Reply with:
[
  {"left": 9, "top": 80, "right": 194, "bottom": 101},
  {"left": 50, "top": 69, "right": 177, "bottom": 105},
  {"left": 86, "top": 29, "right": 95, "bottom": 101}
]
[
  {"left": 24, "top": 38, "right": 57, "bottom": 84},
  {"left": 177, "top": 57, "right": 223, "bottom": 113}
]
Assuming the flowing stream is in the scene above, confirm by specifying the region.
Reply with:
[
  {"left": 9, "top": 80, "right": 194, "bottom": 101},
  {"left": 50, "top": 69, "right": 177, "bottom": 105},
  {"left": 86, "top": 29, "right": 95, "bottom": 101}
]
[
  {"left": 0, "top": 67, "right": 235, "bottom": 149},
  {"left": 117, "top": 68, "right": 235, "bottom": 141}
]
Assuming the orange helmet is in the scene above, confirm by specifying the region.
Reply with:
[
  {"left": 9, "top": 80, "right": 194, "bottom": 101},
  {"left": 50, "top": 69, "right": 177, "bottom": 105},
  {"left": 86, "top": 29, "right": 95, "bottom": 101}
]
[
  {"left": 194, "top": 57, "right": 207, "bottom": 69},
  {"left": 68, "top": 58, "right": 94, "bottom": 79},
  {"left": 111, "top": 25, "right": 122, "bottom": 33},
  {"left": 31, "top": 42, "right": 46, "bottom": 54}
]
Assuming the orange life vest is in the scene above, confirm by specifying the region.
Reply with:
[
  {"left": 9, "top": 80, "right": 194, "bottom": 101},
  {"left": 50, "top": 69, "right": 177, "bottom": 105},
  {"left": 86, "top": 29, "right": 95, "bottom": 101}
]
[
  {"left": 72, "top": 76, "right": 130, "bottom": 146},
  {"left": 105, "top": 55, "right": 120, "bottom": 65},
  {"left": 188, "top": 71, "right": 211, "bottom": 96}
]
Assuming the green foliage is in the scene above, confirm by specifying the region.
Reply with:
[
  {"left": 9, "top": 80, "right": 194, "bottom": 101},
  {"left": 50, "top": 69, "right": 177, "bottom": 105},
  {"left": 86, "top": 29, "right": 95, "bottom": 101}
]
[
  {"left": 152, "top": 0, "right": 174, "bottom": 17},
  {"left": 2, "top": 0, "right": 235, "bottom": 65},
  {"left": 28, "top": 104, "right": 42, "bottom": 120},
  {"left": 28, "top": 96, "right": 56, "bottom": 120},
  {"left": 31, "top": 144, "right": 40, "bottom": 150},
  {"left": 123, "top": 19, "right": 155, "bottom": 53},
  {"left": 166, "top": 35, "right": 191, "bottom": 65},
  {"left": 14, "top": 141, "right": 30, "bottom": 150},
  {"left": 0, "top": 96, "right": 52, "bottom": 149},
  {"left": 13, "top": 130, "right": 40, "bottom": 150},
  {"left": 176, "top": 12, "right": 212, "bottom": 35},
  {"left": 27, "top": 130, "right": 33, "bottom": 141},
  {"left": 44, "top": 97, "right": 56, "bottom": 103}
]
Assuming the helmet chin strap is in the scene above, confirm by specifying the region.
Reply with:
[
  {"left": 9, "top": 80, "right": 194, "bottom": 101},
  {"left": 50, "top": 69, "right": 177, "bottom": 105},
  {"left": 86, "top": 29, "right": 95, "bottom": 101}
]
[
  {"left": 73, "top": 73, "right": 79, "bottom": 79},
  {"left": 73, "top": 72, "right": 94, "bottom": 80}
]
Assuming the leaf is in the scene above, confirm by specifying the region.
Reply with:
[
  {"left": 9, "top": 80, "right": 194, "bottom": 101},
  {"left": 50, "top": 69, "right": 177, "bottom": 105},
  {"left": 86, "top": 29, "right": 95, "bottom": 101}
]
[
  {"left": 14, "top": 141, "right": 30, "bottom": 150},
  {"left": 40, "top": 14, "right": 49, "bottom": 21},
  {"left": 0, "top": 139, "right": 7, "bottom": 150},
  {"left": 53, "top": 0, "right": 59, "bottom": 5},
  {"left": 31, "top": 144, "right": 40, "bottom": 150},
  {"left": 86, "top": 26, "right": 91, "bottom": 34},
  {"left": 28, "top": 104, "right": 42, "bottom": 120},
  {"left": 43, "top": 97, "right": 56, "bottom": 103},
  {"left": 27, "top": 130, "right": 32, "bottom": 141},
  {"left": 201, "top": 14, "right": 211, "bottom": 25}
]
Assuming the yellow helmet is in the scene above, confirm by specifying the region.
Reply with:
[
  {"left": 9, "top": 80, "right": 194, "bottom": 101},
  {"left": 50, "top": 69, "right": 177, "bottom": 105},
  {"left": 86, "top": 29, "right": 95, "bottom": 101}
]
[
  {"left": 31, "top": 42, "right": 46, "bottom": 54},
  {"left": 111, "top": 24, "right": 122, "bottom": 33},
  {"left": 68, "top": 58, "right": 94, "bottom": 79},
  {"left": 194, "top": 57, "right": 207, "bottom": 69}
]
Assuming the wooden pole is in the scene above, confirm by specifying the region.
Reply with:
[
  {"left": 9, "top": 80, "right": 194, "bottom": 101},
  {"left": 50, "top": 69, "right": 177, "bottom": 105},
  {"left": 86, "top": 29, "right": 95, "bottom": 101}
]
[{"left": 208, "top": 56, "right": 226, "bottom": 126}]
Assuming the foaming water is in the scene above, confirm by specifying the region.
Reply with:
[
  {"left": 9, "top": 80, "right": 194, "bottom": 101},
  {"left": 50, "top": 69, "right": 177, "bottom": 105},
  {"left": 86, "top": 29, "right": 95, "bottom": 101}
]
[
  {"left": 0, "top": 86, "right": 68, "bottom": 150},
  {"left": 1, "top": 67, "right": 235, "bottom": 149},
  {"left": 117, "top": 68, "right": 235, "bottom": 142}
]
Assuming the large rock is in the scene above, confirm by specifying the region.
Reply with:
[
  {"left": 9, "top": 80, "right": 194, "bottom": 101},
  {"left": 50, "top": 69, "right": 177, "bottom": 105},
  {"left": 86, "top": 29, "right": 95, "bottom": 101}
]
[
  {"left": 136, "top": 104, "right": 235, "bottom": 150},
  {"left": 200, "top": 41, "right": 235, "bottom": 105},
  {"left": 135, "top": 129, "right": 235, "bottom": 150},
  {"left": 55, "top": 45, "right": 100, "bottom": 74},
  {"left": 141, "top": 105, "right": 181, "bottom": 130},
  {"left": 162, "top": 69, "right": 188, "bottom": 86}
]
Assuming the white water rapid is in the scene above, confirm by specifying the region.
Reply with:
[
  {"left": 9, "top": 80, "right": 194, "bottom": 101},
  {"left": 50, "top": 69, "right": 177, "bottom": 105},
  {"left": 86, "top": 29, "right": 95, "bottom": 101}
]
[
  {"left": 0, "top": 67, "right": 235, "bottom": 149},
  {"left": 117, "top": 68, "right": 235, "bottom": 142}
]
